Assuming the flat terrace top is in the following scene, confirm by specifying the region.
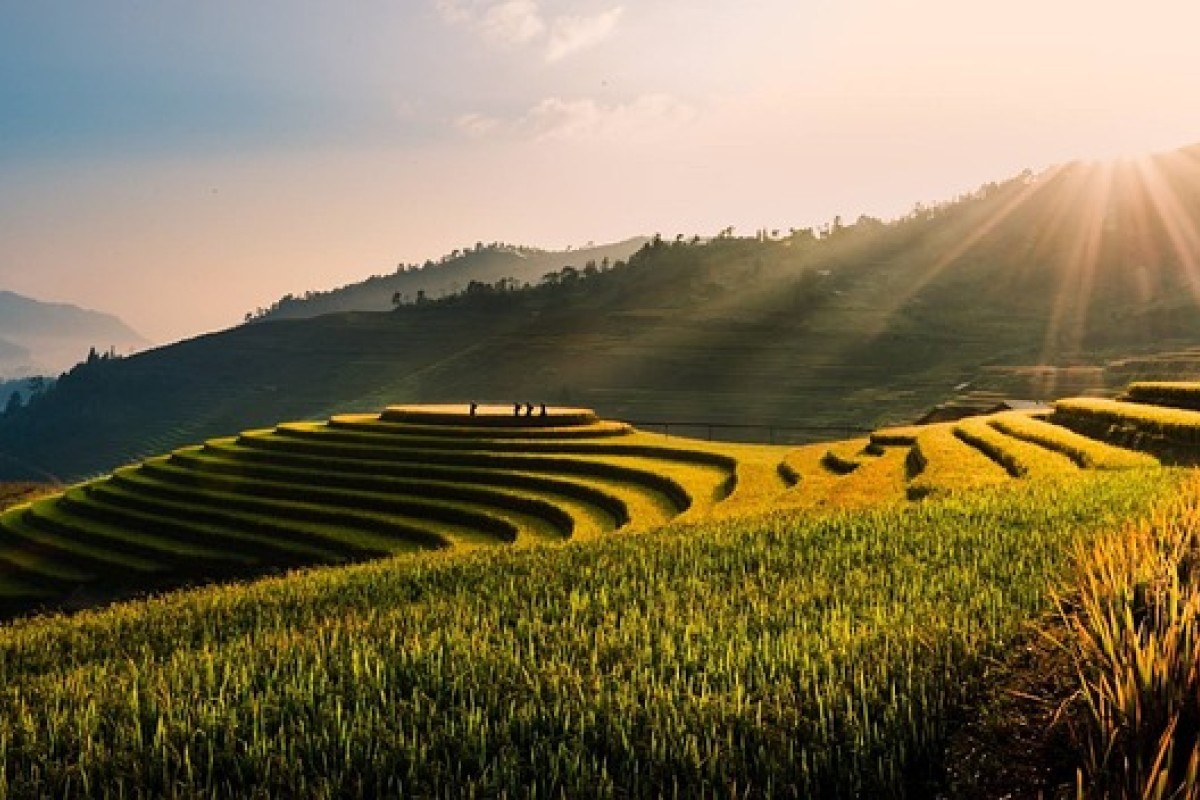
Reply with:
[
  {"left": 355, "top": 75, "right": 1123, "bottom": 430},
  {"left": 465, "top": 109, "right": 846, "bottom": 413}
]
[{"left": 381, "top": 404, "right": 600, "bottom": 428}]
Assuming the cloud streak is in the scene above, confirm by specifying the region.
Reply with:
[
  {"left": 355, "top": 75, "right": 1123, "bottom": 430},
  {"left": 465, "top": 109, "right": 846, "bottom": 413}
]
[
  {"left": 457, "top": 93, "right": 697, "bottom": 143},
  {"left": 545, "top": 7, "right": 623, "bottom": 61},
  {"left": 436, "top": 1, "right": 622, "bottom": 60}
]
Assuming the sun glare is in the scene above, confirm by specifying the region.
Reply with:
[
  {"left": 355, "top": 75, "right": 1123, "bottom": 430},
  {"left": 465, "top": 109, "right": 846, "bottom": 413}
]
[{"left": 1036, "top": 148, "right": 1200, "bottom": 363}]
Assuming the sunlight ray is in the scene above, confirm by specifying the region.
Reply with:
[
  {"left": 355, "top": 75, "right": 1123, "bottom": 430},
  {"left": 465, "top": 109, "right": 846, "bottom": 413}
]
[
  {"left": 1131, "top": 152, "right": 1200, "bottom": 306},
  {"left": 1039, "top": 161, "right": 1114, "bottom": 363},
  {"left": 855, "top": 166, "right": 1066, "bottom": 346}
]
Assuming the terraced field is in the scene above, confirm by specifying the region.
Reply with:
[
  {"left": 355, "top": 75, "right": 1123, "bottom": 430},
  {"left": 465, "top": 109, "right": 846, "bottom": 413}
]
[
  {"left": 0, "top": 405, "right": 751, "bottom": 615},
  {"left": 0, "top": 389, "right": 1186, "bottom": 619},
  {"left": 2, "top": 386, "right": 1199, "bottom": 796}
]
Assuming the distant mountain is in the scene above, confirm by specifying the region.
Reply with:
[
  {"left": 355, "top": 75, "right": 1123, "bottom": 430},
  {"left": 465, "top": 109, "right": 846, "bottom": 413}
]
[
  {"left": 0, "top": 291, "right": 148, "bottom": 379},
  {"left": 6, "top": 145, "right": 1200, "bottom": 480},
  {"left": 253, "top": 238, "right": 649, "bottom": 321},
  {"left": 0, "top": 337, "right": 29, "bottom": 364}
]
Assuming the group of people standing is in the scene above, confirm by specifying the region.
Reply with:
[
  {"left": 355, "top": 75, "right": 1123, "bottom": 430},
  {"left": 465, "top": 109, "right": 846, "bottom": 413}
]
[{"left": 467, "top": 402, "right": 548, "bottom": 417}]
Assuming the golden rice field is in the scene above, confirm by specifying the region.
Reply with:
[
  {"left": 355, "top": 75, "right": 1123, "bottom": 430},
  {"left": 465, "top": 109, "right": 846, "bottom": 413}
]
[{"left": 0, "top": 385, "right": 1198, "bottom": 796}]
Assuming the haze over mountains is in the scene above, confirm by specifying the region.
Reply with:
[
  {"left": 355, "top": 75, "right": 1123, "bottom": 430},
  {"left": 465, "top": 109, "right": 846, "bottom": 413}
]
[
  {"left": 5, "top": 145, "right": 1200, "bottom": 481},
  {"left": 0, "top": 291, "right": 148, "bottom": 380}
]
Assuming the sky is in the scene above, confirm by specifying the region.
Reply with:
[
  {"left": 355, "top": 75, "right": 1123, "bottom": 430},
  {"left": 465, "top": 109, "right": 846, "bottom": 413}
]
[{"left": 3, "top": 0, "right": 1200, "bottom": 344}]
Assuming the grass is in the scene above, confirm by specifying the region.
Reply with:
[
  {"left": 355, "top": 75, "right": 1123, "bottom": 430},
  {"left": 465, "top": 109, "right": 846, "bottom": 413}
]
[
  {"left": 0, "top": 469, "right": 1176, "bottom": 797},
  {"left": 1055, "top": 471, "right": 1200, "bottom": 798}
]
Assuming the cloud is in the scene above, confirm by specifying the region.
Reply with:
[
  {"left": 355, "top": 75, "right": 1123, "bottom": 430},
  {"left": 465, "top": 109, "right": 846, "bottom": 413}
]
[
  {"left": 434, "top": 0, "right": 473, "bottom": 25},
  {"left": 545, "top": 7, "right": 623, "bottom": 62},
  {"left": 456, "top": 94, "right": 697, "bottom": 143},
  {"left": 479, "top": 0, "right": 546, "bottom": 47},
  {"left": 435, "top": 1, "right": 622, "bottom": 60},
  {"left": 436, "top": 0, "right": 545, "bottom": 47},
  {"left": 525, "top": 94, "right": 696, "bottom": 142},
  {"left": 454, "top": 112, "right": 502, "bottom": 137}
]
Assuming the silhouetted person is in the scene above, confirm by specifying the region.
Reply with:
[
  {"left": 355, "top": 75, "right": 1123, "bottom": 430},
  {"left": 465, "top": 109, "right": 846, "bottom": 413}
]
[
  {"left": 525, "top": 403, "right": 534, "bottom": 416},
  {"left": 469, "top": 403, "right": 477, "bottom": 417},
  {"left": 539, "top": 403, "right": 547, "bottom": 417},
  {"left": 514, "top": 403, "right": 521, "bottom": 416}
]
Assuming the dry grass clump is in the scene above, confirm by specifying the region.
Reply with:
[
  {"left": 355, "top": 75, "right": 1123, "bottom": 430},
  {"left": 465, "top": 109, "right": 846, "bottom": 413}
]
[{"left": 1057, "top": 474, "right": 1200, "bottom": 798}]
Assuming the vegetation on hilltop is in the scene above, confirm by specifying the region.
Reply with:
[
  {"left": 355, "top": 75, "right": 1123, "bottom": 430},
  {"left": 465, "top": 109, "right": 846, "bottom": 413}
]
[{"left": 248, "top": 237, "right": 649, "bottom": 322}]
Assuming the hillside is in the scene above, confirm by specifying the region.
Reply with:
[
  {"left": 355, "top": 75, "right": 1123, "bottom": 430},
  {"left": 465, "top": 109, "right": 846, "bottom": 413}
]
[
  {"left": 253, "top": 238, "right": 649, "bottom": 321},
  {"left": 0, "top": 386, "right": 1195, "bottom": 795},
  {"left": 0, "top": 291, "right": 148, "bottom": 379},
  {"left": 6, "top": 147, "right": 1200, "bottom": 480}
]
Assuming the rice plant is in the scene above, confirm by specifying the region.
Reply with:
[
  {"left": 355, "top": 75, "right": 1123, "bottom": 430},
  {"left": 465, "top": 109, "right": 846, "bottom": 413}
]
[
  {"left": 988, "top": 410, "right": 1158, "bottom": 470},
  {"left": 1056, "top": 472, "right": 1200, "bottom": 798},
  {"left": 0, "top": 469, "right": 1175, "bottom": 797}
]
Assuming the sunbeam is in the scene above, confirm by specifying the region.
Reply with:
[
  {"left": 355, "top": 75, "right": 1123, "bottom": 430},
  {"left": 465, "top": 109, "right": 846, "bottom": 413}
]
[
  {"left": 1131, "top": 151, "right": 1200, "bottom": 306},
  {"left": 1039, "top": 160, "right": 1115, "bottom": 363}
]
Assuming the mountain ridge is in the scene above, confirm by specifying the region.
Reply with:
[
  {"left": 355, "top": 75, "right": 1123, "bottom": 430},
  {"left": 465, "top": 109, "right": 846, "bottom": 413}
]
[
  {"left": 0, "top": 291, "right": 148, "bottom": 379},
  {"left": 252, "top": 237, "right": 650, "bottom": 322}
]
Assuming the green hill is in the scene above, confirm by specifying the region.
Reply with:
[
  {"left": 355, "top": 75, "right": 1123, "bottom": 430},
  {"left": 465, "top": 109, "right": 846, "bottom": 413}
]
[{"left": 6, "top": 148, "right": 1200, "bottom": 481}]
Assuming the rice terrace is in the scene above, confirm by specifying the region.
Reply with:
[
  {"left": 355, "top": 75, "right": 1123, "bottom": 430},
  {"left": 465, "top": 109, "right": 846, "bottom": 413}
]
[{"left": 0, "top": 379, "right": 1196, "bottom": 797}]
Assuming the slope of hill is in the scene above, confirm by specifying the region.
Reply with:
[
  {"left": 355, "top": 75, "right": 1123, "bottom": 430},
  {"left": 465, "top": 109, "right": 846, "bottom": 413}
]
[
  {"left": 253, "top": 238, "right": 649, "bottom": 321},
  {"left": 0, "top": 291, "right": 148, "bottom": 378},
  {"left": 5, "top": 147, "right": 1200, "bottom": 480},
  {"left": 0, "top": 389, "right": 1190, "bottom": 796},
  {"left": 0, "top": 383, "right": 1179, "bottom": 618}
]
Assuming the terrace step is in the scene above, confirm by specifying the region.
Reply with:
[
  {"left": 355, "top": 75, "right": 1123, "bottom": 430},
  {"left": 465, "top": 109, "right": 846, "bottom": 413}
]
[
  {"left": 953, "top": 418, "right": 1079, "bottom": 479},
  {"left": 329, "top": 414, "right": 633, "bottom": 440},
  {"left": 219, "top": 433, "right": 700, "bottom": 515},
  {"left": 0, "top": 509, "right": 166, "bottom": 576},
  {"left": 906, "top": 424, "right": 1011, "bottom": 500},
  {"left": 1121, "top": 381, "right": 1200, "bottom": 411},
  {"left": 380, "top": 404, "right": 600, "bottom": 428},
  {"left": 111, "top": 466, "right": 452, "bottom": 553},
  {"left": 77, "top": 483, "right": 355, "bottom": 564},
  {"left": 157, "top": 451, "right": 623, "bottom": 532},
  {"left": 133, "top": 458, "right": 552, "bottom": 546},
  {"left": 987, "top": 411, "right": 1156, "bottom": 470},
  {"left": 23, "top": 499, "right": 244, "bottom": 571},
  {"left": 270, "top": 422, "right": 735, "bottom": 467}
]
